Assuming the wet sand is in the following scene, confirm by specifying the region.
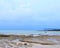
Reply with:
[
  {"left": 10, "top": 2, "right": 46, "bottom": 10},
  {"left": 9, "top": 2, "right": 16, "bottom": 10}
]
[{"left": 0, "top": 35, "right": 60, "bottom": 48}]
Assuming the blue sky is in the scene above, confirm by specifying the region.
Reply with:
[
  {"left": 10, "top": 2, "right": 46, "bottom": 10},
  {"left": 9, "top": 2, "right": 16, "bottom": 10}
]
[{"left": 0, "top": 0, "right": 60, "bottom": 30}]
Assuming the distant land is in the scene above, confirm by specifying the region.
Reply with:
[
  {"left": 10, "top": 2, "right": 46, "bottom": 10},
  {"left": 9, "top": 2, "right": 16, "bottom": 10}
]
[
  {"left": 44, "top": 29, "right": 60, "bottom": 31},
  {"left": 38, "top": 29, "right": 60, "bottom": 31}
]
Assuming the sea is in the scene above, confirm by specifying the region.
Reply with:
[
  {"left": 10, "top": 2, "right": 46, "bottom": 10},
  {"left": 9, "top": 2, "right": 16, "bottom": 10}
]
[{"left": 0, "top": 30, "right": 60, "bottom": 36}]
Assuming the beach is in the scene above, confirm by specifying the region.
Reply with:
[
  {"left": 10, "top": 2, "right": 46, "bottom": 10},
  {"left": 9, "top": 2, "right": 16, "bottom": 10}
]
[{"left": 0, "top": 34, "right": 60, "bottom": 48}]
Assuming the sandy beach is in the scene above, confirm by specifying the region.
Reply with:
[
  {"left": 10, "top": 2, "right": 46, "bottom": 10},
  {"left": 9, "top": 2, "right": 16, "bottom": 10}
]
[{"left": 0, "top": 34, "right": 60, "bottom": 48}]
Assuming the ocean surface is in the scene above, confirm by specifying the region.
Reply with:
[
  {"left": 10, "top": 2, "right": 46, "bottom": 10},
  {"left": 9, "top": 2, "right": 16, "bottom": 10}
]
[{"left": 0, "top": 30, "right": 60, "bottom": 35}]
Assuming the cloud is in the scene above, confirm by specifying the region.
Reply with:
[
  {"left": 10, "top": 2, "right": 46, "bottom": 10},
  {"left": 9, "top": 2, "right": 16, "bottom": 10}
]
[
  {"left": 0, "top": 0, "right": 60, "bottom": 29},
  {"left": 0, "top": 0, "right": 60, "bottom": 22},
  {"left": 0, "top": 0, "right": 32, "bottom": 15},
  {"left": 0, "top": 0, "right": 33, "bottom": 21},
  {"left": 0, "top": 0, "right": 60, "bottom": 15}
]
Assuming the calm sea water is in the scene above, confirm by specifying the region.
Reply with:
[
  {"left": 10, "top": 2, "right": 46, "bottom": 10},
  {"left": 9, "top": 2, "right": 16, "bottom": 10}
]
[{"left": 0, "top": 30, "right": 60, "bottom": 35}]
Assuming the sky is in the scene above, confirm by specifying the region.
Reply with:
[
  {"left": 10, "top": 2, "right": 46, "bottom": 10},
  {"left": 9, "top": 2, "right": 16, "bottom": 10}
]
[{"left": 0, "top": 0, "right": 60, "bottom": 30}]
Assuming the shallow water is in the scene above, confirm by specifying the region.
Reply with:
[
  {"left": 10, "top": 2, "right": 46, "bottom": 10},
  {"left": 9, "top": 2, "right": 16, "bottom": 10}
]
[
  {"left": 0, "top": 30, "right": 60, "bottom": 35},
  {"left": 48, "top": 38, "right": 58, "bottom": 43}
]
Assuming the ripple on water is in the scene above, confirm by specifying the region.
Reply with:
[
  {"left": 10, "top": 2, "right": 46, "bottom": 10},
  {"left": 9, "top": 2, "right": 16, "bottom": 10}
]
[{"left": 48, "top": 38, "right": 59, "bottom": 43}]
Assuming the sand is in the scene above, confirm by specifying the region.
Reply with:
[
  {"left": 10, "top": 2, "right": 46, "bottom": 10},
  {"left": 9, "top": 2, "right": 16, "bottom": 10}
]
[{"left": 0, "top": 35, "right": 60, "bottom": 48}]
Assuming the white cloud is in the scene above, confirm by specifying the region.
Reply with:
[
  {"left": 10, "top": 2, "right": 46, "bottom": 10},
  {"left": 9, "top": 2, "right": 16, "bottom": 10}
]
[
  {"left": 0, "top": 0, "right": 32, "bottom": 15},
  {"left": 0, "top": 0, "right": 60, "bottom": 22}
]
